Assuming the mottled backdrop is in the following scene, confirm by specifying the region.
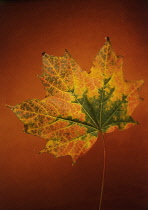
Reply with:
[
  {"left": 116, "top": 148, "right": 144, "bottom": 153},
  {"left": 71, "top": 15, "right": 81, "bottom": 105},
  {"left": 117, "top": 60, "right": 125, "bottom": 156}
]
[{"left": 0, "top": 0, "right": 147, "bottom": 209}]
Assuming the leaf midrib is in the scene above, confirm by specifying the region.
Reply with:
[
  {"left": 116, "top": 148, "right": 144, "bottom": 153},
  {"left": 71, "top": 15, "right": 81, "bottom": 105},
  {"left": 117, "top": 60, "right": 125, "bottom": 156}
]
[
  {"left": 45, "top": 55, "right": 100, "bottom": 130},
  {"left": 17, "top": 108, "right": 99, "bottom": 131}
]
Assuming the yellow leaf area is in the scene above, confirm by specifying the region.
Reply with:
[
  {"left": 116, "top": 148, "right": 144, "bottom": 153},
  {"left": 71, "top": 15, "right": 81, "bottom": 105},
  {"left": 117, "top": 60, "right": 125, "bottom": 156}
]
[{"left": 8, "top": 37, "right": 144, "bottom": 163}]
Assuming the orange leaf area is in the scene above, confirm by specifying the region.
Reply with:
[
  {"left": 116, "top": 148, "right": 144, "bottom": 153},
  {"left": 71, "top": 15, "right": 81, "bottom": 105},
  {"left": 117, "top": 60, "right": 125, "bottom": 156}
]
[{"left": 8, "top": 37, "right": 144, "bottom": 163}]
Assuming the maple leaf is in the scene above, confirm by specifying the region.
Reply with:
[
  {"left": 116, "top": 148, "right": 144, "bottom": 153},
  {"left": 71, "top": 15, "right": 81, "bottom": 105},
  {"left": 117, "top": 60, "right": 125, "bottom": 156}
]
[{"left": 7, "top": 37, "right": 144, "bottom": 163}]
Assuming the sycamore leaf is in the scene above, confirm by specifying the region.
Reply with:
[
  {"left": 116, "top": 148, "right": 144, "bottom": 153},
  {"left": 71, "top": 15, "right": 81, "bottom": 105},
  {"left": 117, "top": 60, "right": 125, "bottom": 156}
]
[{"left": 7, "top": 37, "right": 144, "bottom": 163}]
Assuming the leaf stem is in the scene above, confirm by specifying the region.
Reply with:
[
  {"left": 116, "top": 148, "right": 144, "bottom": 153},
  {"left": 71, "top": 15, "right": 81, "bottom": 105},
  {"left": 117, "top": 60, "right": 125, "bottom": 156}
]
[{"left": 99, "top": 132, "right": 106, "bottom": 210}]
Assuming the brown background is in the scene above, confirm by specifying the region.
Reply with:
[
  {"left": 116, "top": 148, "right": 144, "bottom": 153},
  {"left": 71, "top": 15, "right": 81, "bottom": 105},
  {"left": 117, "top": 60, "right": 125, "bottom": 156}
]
[{"left": 0, "top": 0, "right": 147, "bottom": 209}]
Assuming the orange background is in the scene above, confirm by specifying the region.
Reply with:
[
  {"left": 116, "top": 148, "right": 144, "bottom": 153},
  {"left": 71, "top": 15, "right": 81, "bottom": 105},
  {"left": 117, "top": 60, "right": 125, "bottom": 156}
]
[{"left": 0, "top": 0, "right": 147, "bottom": 209}]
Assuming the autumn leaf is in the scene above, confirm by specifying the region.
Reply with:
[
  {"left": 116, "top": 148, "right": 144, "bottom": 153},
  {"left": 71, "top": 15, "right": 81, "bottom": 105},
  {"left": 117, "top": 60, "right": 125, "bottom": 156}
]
[{"left": 7, "top": 37, "right": 144, "bottom": 163}]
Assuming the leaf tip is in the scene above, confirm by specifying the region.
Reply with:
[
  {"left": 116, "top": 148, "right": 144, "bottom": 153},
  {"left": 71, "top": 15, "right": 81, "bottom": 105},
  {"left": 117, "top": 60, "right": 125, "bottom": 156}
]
[
  {"left": 42, "top": 52, "right": 46, "bottom": 56},
  {"left": 37, "top": 74, "right": 43, "bottom": 81},
  {"left": 37, "top": 74, "right": 41, "bottom": 79},
  {"left": 141, "top": 79, "right": 144, "bottom": 85},
  {"left": 140, "top": 97, "right": 144, "bottom": 101},
  {"left": 64, "top": 49, "right": 71, "bottom": 58},
  {"left": 105, "top": 36, "right": 110, "bottom": 42},
  {"left": 135, "top": 121, "right": 139, "bottom": 125},
  {"left": 6, "top": 104, "right": 14, "bottom": 111}
]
